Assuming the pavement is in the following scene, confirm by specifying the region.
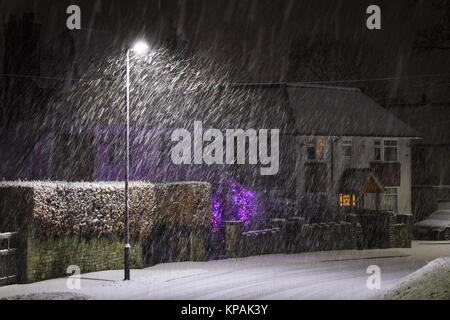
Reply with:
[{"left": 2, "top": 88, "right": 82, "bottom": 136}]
[{"left": 0, "top": 240, "right": 449, "bottom": 300}]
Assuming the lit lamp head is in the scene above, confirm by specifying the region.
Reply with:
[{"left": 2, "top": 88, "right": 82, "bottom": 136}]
[{"left": 131, "top": 41, "right": 149, "bottom": 54}]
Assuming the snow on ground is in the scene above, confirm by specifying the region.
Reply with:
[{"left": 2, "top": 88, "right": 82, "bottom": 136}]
[
  {"left": 381, "top": 257, "right": 450, "bottom": 300},
  {"left": 0, "top": 241, "right": 449, "bottom": 300},
  {"left": 1, "top": 292, "right": 90, "bottom": 300}
]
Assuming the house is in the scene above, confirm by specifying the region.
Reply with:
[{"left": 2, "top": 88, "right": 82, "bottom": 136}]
[
  {"left": 234, "top": 84, "right": 420, "bottom": 221},
  {"left": 385, "top": 102, "right": 450, "bottom": 222}
]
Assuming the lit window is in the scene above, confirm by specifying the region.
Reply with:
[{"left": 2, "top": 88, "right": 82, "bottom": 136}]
[
  {"left": 384, "top": 140, "right": 397, "bottom": 161},
  {"left": 317, "top": 138, "right": 324, "bottom": 160},
  {"left": 342, "top": 139, "right": 352, "bottom": 157},
  {"left": 384, "top": 187, "right": 398, "bottom": 213},
  {"left": 374, "top": 140, "right": 381, "bottom": 160},
  {"left": 339, "top": 193, "right": 351, "bottom": 206},
  {"left": 339, "top": 193, "right": 357, "bottom": 207}
]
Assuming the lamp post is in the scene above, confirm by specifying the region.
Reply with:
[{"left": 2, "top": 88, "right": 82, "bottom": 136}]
[{"left": 124, "top": 40, "right": 149, "bottom": 281}]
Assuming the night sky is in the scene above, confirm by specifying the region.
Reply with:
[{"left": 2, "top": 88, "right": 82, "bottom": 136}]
[{"left": 0, "top": 0, "right": 449, "bottom": 100}]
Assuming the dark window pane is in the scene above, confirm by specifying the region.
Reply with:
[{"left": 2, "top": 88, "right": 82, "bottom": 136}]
[
  {"left": 374, "top": 148, "right": 381, "bottom": 160},
  {"left": 384, "top": 147, "right": 397, "bottom": 161},
  {"left": 307, "top": 146, "right": 315, "bottom": 160}
]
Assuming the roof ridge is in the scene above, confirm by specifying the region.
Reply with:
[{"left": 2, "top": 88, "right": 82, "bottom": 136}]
[
  {"left": 286, "top": 83, "right": 361, "bottom": 91},
  {"left": 230, "top": 82, "right": 361, "bottom": 91}
]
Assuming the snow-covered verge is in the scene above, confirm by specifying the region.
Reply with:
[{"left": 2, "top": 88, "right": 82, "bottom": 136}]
[
  {"left": 1, "top": 292, "right": 91, "bottom": 300},
  {"left": 381, "top": 257, "right": 450, "bottom": 300}
]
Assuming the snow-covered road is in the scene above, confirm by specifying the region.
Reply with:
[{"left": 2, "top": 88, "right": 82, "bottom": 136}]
[{"left": 1, "top": 241, "right": 449, "bottom": 300}]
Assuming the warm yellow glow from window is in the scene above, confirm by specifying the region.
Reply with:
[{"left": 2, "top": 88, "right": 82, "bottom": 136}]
[
  {"left": 317, "top": 138, "right": 324, "bottom": 160},
  {"left": 339, "top": 193, "right": 351, "bottom": 206},
  {"left": 339, "top": 193, "right": 357, "bottom": 207}
]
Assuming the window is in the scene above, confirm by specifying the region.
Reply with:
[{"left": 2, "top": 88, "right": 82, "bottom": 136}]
[
  {"left": 342, "top": 139, "right": 352, "bottom": 157},
  {"left": 374, "top": 140, "right": 381, "bottom": 160},
  {"left": 384, "top": 187, "right": 398, "bottom": 213},
  {"left": 306, "top": 140, "right": 316, "bottom": 160},
  {"left": 373, "top": 139, "right": 398, "bottom": 162},
  {"left": 339, "top": 193, "right": 357, "bottom": 207},
  {"left": 339, "top": 194, "right": 350, "bottom": 206},
  {"left": 384, "top": 140, "right": 398, "bottom": 161},
  {"left": 317, "top": 138, "right": 324, "bottom": 160},
  {"left": 306, "top": 138, "right": 325, "bottom": 161}
]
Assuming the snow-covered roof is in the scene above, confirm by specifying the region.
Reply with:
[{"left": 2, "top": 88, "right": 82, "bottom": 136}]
[
  {"left": 286, "top": 84, "right": 420, "bottom": 138},
  {"left": 231, "top": 83, "right": 420, "bottom": 138}
]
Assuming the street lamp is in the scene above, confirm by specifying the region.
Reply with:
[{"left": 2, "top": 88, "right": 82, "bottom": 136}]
[{"left": 124, "top": 40, "right": 149, "bottom": 281}]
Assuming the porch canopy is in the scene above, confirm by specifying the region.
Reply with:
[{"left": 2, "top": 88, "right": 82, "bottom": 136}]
[{"left": 339, "top": 168, "right": 384, "bottom": 194}]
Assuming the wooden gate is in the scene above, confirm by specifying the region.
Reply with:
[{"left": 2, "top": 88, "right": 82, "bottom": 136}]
[{"left": 0, "top": 232, "right": 18, "bottom": 286}]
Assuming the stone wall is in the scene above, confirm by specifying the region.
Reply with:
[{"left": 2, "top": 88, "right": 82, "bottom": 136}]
[
  {"left": 0, "top": 181, "right": 211, "bottom": 283},
  {"left": 25, "top": 231, "right": 143, "bottom": 283}
]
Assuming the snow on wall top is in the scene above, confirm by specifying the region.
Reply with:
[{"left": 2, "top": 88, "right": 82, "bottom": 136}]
[{"left": 0, "top": 181, "right": 211, "bottom": 238}]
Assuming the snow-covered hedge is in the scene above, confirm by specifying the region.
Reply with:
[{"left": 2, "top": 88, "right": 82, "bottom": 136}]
[{"left": 0, "top": 181, "right": 211, "bottom": 239}]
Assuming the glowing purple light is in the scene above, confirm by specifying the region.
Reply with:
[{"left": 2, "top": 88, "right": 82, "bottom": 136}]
[
  {"left": 211, "top": 195, "right": 224, "bottom": 233},
  {"left": 230, "top": 183, "right": 257, "bottom": 229},
  {"left": 211, "top": 183, "right": 259, "bottom": 233}
]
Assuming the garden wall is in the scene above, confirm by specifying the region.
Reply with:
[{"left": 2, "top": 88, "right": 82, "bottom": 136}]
[
  {"left": 26, "top": 233, "right": 143, "bottom": 283},
  {"left": 225, "top": 218, "right": 362, "bottom": 258},
  {"left": 225, "top": 212, "right": 411, "bottom": 259},
  {"left": 0, "top": 181, "right": 211, "bottom": 283}
]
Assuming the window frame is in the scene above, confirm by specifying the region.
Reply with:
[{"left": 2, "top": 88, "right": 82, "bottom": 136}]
[
  {"left": 306, "top": 139, "right": 316, "bottom": 161},
  {"left": 372, "top": 138, "right": 398, "bottom": 162},
  {"left": 342, "top": 139, "right": 352, "bottom": 158},
  {"left": 317, "top": 138, "right": 325, "bottom": 160},
  {"left": 339, "top": 193, "right": 357, "bottom": 208},
  {"left": 305, "top": 137, "right": 326, "bottom": 162},
  {"left": 383, "top": 187, "right": 398, "bottom": 213},
  {"left": 383, "top": 139, "right": 398, "bottom": 162},
  {"left": 374, "top": 139, "right": 381, "bottom": 161}
]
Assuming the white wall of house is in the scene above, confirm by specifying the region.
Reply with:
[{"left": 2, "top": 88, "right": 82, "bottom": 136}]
[{"left": 295, "top": 135, "right": 412, "bottom": 215}]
